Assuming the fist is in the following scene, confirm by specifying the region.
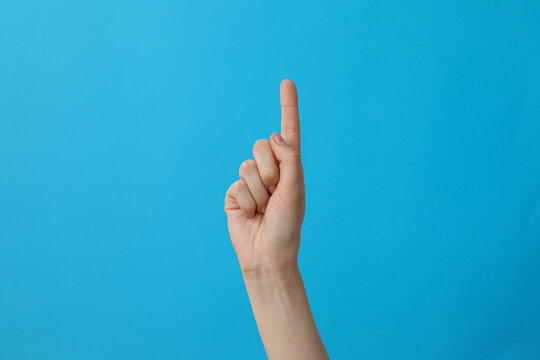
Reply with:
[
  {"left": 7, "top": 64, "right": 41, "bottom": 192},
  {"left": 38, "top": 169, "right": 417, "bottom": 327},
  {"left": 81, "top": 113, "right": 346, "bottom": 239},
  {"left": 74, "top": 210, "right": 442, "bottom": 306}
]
[{"left": 224, "top": 79, "right": 305, "bottom": 277}]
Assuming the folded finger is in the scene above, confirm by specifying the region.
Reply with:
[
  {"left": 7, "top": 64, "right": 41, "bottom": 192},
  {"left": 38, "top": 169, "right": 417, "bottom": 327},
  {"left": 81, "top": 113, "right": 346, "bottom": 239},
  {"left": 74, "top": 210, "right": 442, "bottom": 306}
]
[
  {"left": 239, "top": 159, "right": 269, "bottom": 213},
  {"left": 225, "top": 179, "right": 257, "bottom": 218},
  {"left": 252, "top": 139, "right": 279, "bottom": 191}
]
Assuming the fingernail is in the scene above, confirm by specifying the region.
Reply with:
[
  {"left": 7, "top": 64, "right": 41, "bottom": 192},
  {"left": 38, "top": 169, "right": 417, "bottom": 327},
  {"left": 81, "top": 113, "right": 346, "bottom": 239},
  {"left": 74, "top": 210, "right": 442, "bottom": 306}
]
[
  {"left": 268, "top": 185, "right": 276, "bottom": 194},
  {"left": 260, "top": 206, "right": 266, "bottom": 213},
  {"left": 273, "top": 133, "right": 285, "bottom": 144}
]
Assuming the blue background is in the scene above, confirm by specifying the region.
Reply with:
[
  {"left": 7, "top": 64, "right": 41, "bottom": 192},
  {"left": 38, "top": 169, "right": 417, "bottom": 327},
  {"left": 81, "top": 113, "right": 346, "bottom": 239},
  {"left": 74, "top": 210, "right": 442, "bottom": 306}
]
[{"left": 1, "top": 1, "right": 540, "bottom": 359}]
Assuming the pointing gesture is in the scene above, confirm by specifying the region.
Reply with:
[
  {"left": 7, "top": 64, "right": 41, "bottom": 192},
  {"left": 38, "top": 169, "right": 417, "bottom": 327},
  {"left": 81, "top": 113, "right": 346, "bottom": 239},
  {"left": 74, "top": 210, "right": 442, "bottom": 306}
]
[
  {"left": 224, "top": 79, "right": 305, "bottom": 274},
  {"left": 224, "top": 79, "right": 328, "bottom": 360}
]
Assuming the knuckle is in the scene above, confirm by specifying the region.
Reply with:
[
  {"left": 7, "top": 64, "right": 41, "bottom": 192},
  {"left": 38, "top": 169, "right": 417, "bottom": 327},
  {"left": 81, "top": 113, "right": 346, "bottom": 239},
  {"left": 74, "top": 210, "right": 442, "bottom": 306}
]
[
  {"left": 225, "top": 180, "right": 244, "bottom": 210},
  {"left": 233, "top": 179, "right": 246, "bottom": 192},
  {"left": 225, "top": 182, "right": 234, "bottom": 196},
  {"left": 239, "top": 159, "right": 256, "bottom": 176},
  {"left": 287, "top": 149, "right": 301, "bottom": 162},
  {"left": 226, "top": 181, "right": 235, "bottom": 195},
  {"left": 282, "top": 125, "right": 300, "bottom": 133},
  {"left": 253, "top": 139, "right": 269, "bottom": 151}
]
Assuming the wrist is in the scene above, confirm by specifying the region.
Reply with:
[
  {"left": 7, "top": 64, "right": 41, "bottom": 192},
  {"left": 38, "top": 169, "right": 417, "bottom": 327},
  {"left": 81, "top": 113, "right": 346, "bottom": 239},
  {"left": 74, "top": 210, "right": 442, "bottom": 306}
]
[{"left": 242, "top": 259, "right": 302, "bottom": 291}]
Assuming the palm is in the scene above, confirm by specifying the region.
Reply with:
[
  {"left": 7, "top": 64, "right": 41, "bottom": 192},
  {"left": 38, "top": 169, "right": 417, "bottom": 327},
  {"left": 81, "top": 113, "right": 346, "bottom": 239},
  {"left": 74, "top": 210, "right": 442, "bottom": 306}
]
[{"left": 226, "top": 179, "right": 304, "bottom": 272}]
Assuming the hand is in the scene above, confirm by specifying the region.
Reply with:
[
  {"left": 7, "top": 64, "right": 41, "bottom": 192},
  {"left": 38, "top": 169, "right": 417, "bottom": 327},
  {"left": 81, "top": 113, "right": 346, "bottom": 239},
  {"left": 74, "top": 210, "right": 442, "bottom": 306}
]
[
  {"left": 224, "top": 79, "right": 305, "bottom": 277},
  {"left": 224, "top": 80, "right": 328, "bottom": 360}
]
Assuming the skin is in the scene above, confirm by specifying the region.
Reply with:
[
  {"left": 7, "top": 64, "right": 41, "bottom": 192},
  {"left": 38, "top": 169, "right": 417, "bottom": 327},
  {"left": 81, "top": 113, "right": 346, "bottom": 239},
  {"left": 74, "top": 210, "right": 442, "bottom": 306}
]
[{"left": 224, "top": 79, "right": 329, "bottom": 360}]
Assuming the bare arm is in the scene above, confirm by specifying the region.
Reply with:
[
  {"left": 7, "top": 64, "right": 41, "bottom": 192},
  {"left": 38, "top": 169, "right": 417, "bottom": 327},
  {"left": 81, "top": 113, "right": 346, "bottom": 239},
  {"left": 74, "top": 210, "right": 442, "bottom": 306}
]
[
  {"left": 224, "top": 79, "right": 328, "bottom": 359},
  {"left": 243, "top": 262, "right": 328, "bottom": 359}
]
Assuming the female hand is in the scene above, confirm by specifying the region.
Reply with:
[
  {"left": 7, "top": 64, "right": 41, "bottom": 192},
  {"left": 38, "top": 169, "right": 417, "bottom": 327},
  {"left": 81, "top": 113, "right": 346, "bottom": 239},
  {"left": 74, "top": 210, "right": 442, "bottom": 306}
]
[
  {"left": 224, "top": 79, "right": 328, "bottom": 360},
  {"left": 224, "top": 79, "right": 305, "bottom": 278}
]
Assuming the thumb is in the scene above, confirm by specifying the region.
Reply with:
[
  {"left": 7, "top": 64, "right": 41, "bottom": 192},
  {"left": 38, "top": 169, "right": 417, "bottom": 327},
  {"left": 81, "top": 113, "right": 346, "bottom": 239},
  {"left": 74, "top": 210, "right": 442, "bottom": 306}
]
[{"left": 269, "top": 132, "right": 304, "bottom": 193}]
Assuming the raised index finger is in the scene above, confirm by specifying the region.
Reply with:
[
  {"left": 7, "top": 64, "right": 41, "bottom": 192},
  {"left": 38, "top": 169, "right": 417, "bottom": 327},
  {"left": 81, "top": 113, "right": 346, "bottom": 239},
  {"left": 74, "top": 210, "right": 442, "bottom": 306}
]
[{"left": 280, "top": 79, "right": 301, "bottom": 152}]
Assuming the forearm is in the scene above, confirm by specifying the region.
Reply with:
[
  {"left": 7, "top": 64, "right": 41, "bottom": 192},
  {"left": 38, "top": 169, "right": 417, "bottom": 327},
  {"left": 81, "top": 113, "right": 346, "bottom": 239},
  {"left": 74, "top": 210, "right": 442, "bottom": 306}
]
[{"left": 242, "top": 261, "right": 329, "bottom": 360}]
